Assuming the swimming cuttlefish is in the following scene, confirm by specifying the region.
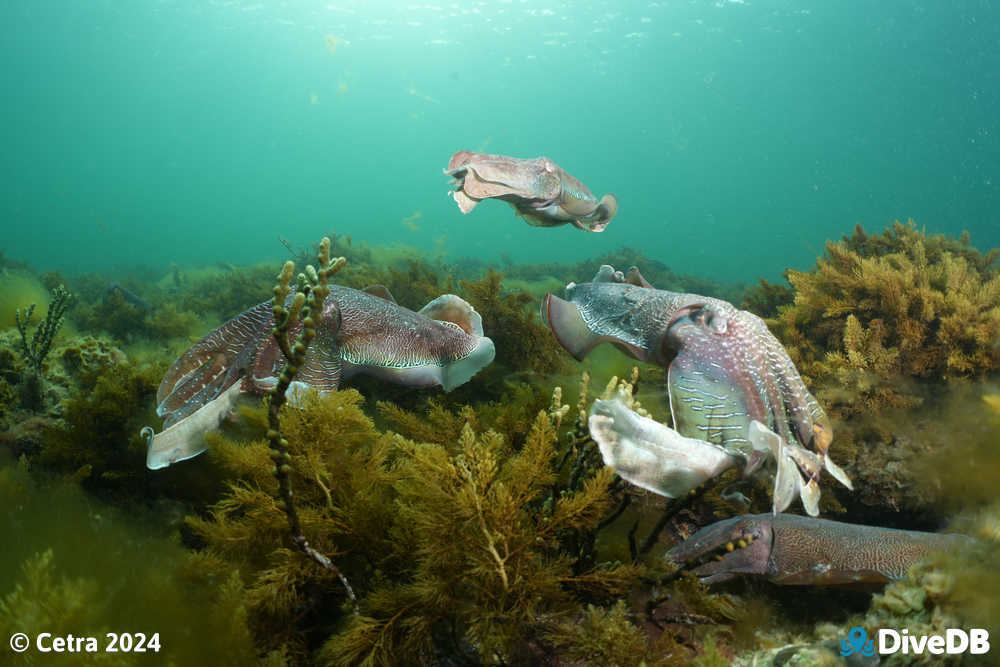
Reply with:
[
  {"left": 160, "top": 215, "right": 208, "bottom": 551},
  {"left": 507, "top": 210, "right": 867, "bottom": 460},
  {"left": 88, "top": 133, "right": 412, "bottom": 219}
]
[
  {"left": 142, "top": 286, "right": 495, "bottom": 470},
  {"left": 542, "top": 265, "right": 852, "bottom": 516},
  {"left": 445, "top": 150, "right": 618, "bottom": 232}
]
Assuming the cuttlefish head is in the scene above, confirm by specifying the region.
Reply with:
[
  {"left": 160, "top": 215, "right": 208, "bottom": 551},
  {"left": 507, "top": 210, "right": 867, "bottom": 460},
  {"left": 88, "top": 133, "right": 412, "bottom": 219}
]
[
  {"left": 335, "top": 289, "right": 496, "bottom": 392},
  {"left": 541, "top": 268, "right": 677, "bottom": 365}
]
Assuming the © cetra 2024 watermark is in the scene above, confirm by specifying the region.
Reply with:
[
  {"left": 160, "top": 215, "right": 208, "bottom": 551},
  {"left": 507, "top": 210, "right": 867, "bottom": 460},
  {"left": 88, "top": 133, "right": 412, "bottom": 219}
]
[{"left": 9, "top": 632, "right": 161, "bottom": 655}]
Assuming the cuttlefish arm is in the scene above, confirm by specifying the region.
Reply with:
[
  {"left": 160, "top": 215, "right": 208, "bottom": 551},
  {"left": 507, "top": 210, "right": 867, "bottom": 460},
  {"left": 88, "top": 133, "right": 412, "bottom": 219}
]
[
  {"left": 542, "top": 265, "right": 851, "bottom": 514},
  {"left": 143, "top": 383, "right": 243, "bottom": 470},
  {"left": 588, "top": 394, "right": 740, "bottom": 498},
  {"left": 144, "top": 287, "right": 495, "bottom": 469},
  {"left": 445, "top": 150, "right": 618, "bottom": 232}
]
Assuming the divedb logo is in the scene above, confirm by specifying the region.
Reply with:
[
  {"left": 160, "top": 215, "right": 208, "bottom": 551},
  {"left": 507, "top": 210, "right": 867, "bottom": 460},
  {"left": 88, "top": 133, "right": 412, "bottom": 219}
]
[{"left": 840, "top": 626, "right": 991, "bottom": 657}]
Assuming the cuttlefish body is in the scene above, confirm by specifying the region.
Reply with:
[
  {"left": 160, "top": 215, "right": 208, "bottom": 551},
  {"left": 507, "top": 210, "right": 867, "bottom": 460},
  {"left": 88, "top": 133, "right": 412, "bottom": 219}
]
[
  {"left": 542, "top": 266, "right": 852, "bottom": 515},
  {"left": 143, "top": 286, "right": 495, "bottom": 470},
  {"left": 445, "top": 150, "right": 618, "bottom": 232}
]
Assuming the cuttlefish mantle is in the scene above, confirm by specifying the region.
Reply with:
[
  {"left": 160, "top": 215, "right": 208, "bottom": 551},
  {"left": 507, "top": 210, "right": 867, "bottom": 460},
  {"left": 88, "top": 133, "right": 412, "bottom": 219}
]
[{"left": 143, "top": 286, "right": 495, "bottom": 470}]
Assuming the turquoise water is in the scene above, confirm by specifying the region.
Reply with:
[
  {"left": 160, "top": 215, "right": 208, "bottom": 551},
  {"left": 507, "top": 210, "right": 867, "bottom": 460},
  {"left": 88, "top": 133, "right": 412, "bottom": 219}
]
[{"left": 3, "top": 0, "right": 998, "bottom": 282}]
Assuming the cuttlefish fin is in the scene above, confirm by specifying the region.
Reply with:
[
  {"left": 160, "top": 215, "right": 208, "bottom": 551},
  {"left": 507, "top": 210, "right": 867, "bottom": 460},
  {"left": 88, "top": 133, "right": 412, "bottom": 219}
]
[
  {"left": 363, "top": 285, "right": 396, "bottom": 303},
  {"left": 541, "top": 293, "right": 646, "bottom": 362},
  {"left": 144, "top": 382, "right": 243, "bottom": 470},
  {"left": 470, "top": 167, "right": 548, "bottom": 200},
  {"left": 418, "top": 294, "right": 485, "bottom": 336}
]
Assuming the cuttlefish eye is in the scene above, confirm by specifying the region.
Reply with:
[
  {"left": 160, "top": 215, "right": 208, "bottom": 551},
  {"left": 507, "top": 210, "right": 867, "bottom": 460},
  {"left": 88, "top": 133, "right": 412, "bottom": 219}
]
[{"left": 692, "top": 306, "right": 728, "bottom": 334}]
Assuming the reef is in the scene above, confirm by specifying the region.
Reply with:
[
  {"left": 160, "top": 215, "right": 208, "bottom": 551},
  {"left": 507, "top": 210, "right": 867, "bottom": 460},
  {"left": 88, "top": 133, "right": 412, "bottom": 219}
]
[
  {"left": 1, "top": 223, "right": 997, "bottom": 665},
  {"left": 768, "top": 221, "right": 1000, "bottom": 415},
  {"left": 734, "top": 222, "right": 1000, "bottom": 524}
]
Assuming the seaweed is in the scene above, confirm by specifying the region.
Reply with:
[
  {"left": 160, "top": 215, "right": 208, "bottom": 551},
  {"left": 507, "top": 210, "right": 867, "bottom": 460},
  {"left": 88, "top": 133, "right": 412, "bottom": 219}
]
[
  {"left": 771, "top": 220, "right": 1000, "bottom": 414},
  {"left": 12, "top": 284, "right": 73, "bottom": 411},
  {"left": 740, "top": 277, "right": 794, "bottom": 318},
  {"left": 75, "top": 287, "right": 150, "bottom": 343},
  {"left": 0, "top": 454, "right": 284, "bottom": 666},
  {"left": 0, "top": 550, "right": 131, "bottom": 667},
  {"left": 459, "top": 268, "right": 567, "bottom": 376},
  {"left": 188, "top": 380, "right": 668, "bottom": 664},
  {"left": 321, "top": 410, "right": 642, "bottom": 664},
  {"left": 175, "top": 263, "right": 277, "bottom": 321},
  {"left": 186, "top": 375, "right": 724, "bottom": 663},
  {"left": 499, "top": 246, "right": 746, "bottom": 303},
  {"left": 37, "top": 359, "right": 163, "bottom": 495},
  {"left": 145, "top": 303, "right": 201, "bottom": 341}
]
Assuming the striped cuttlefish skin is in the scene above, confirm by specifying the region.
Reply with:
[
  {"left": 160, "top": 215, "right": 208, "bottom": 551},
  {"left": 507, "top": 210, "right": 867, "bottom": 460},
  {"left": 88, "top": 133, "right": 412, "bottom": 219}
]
[
  {"left": 144, "top": 286, "right": 495, "bottom": 470},
  {"left": 542, "top": 265, "right": 851, "bottom": 516},
  {"left": 667, "top": 513, "right": 975, "bottom": 586}
]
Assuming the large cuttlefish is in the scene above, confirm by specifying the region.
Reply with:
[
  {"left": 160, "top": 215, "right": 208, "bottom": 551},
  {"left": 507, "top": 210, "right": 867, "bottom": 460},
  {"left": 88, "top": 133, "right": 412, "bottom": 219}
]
[
  {"left": 445, "top": 151, "right": 618, "bottom": 232},
  {"left": 143, "top": 286, "right": 495, "bottom": 470},
  {"left": 541, "top": 265, "right": 851, "bottom": 516}
]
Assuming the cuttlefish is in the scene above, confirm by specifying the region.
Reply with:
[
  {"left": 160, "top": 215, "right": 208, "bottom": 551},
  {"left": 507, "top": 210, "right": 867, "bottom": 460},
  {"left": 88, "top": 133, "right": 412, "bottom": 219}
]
[
  {"left": 542, "top": 265, "right": 852, "bottom": 515},
  {"left": 143, "top": 286, "right": 495, "bottom": 470},
  {"left": 445, "top": 150, "right": 618, "bottom": 232}
]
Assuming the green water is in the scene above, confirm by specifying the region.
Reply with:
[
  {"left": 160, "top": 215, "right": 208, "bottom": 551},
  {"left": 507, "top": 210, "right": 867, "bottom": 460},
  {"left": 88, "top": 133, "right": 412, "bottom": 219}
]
[{"left": 3, "top": 0, "right": 997, "bottom": 282}]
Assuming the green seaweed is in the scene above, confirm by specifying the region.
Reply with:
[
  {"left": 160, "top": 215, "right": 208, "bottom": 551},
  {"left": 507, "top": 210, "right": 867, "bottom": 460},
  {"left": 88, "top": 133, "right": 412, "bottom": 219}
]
[
  {"left": 770, "top": 221, "right": 1000, "bottom": 415},
  {"left": 459, "top": 267, "right": 567, "bottom": 376},
  {"left": 185, "top": 369, "right": 768, "bottom": 663},
  {"left": 37, "top": 359, "right": 163, "bottom": 495},
  {"left": 0, "top": 453, "right": 283, "bottom": 666}
]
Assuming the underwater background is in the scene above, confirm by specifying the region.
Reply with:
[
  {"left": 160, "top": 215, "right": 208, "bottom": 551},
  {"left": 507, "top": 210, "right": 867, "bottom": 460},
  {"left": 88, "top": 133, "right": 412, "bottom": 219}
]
[
  {"left": 3, "top": 1, "right": 1000, "bottom": 666},
  {"left": 2, "top": 0, "right": 998, "bottom": 281}
]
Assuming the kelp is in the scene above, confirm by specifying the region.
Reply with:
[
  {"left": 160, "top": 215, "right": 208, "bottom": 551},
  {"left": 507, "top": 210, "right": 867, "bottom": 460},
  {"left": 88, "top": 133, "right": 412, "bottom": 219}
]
[
  {"left": 460, "top": 268, "right": 567, "bottom": 376},
  {"left": 771, "top": 220, "right": 1000, "bottom": 414},
  {"left": 183, "top": 375, "right": 775, "bottom": 664},
  {"left": 376, "top": 379, "right": 551, "bottom": 451},
  {"left": 0, "top": 454, "right": 283, "bottom": 666},
  {"left": 37, "top": 359, "right": 163, "bottom": 494},
  {"left": 325, "top": 413, "right": 640, "bottom": 664},
  {"left": 0, "top": 550, "right": 132, "bottom": 667}
]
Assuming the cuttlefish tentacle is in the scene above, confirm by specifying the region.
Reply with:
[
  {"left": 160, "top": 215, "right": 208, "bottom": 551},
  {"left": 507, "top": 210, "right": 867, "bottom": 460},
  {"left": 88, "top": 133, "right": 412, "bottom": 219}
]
[
  {"left": 145, "top": 287, "right": 495, "bottom": 469},
  {"left": 445, "top": 150, "right": 618, "bottom": 232},
  {"left": 543, "top": 265, "right": 850, "bottom": 515}
]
